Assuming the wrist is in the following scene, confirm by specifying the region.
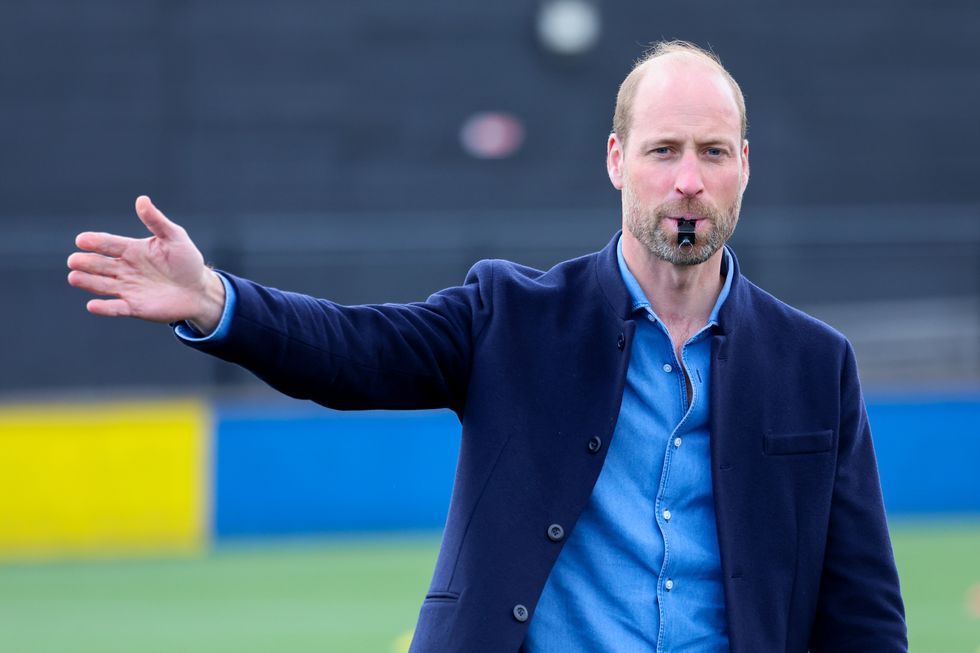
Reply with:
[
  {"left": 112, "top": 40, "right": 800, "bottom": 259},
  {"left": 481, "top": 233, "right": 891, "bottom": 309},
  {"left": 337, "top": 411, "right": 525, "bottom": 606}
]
[{"left": 186, "top": 268, "right": 226, "bottom": 335}]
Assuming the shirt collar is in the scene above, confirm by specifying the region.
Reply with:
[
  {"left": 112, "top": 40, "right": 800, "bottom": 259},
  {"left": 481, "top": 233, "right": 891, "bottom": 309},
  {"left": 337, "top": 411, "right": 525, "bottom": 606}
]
[{"left": 616, "top": 235, "right": 734, "bottom": 327}]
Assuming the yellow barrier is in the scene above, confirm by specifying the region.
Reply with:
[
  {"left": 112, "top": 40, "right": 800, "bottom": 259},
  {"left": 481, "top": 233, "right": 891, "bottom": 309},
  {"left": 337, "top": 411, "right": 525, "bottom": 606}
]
[{"left": 0, "top": 400, "right": 208, "bottom": 561}]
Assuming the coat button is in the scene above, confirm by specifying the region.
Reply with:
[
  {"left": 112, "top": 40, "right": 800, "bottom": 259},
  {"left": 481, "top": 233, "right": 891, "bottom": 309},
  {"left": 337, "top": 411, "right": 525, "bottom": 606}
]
[
  {"left": 547, "top": 524, "right": 565, "bottom": 542},
  {"left": 587, "top": 436, "right": 602, "bottom": 454},
  {"left": 617, "top": 333, "right": 625, "bottom": 350},
  {"left": 513, "top": 604, "right": 529, "bottom": 622}
]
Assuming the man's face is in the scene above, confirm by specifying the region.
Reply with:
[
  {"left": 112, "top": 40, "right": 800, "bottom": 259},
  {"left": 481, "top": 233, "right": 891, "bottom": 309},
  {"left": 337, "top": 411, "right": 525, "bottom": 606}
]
[{"left": 607, "top": 56, "right": 749, "bottom": 266}]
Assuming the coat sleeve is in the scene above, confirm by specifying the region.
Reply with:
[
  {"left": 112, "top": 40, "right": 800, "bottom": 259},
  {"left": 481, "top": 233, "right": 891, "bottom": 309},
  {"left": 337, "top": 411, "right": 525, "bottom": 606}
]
[
  {"left": 809, "top": 341, "right": 907, "bottom": 652},
  {"left": 178, "top": 260, "right": 496, "bottom": 414}
]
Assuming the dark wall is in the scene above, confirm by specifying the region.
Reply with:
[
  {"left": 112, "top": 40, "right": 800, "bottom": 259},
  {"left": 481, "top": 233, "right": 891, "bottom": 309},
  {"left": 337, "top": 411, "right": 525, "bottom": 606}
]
[
  {"left": 1, "top": 1, "right": 978, "bottom": 395},
  {"left": 3, "top": 0, "right": 979, "bottom": 217}
]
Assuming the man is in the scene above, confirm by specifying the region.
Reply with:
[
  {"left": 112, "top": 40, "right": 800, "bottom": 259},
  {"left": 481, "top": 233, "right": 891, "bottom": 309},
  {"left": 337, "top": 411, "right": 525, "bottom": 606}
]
[{"left": 68, "top": 41, "right": 907, "bottom": 652}]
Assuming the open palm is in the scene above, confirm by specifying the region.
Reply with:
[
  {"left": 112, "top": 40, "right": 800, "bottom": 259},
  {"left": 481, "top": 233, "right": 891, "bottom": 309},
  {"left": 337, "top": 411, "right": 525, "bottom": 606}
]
[{"left": 68, "top": 196, "right": 224, "bottom": 330}]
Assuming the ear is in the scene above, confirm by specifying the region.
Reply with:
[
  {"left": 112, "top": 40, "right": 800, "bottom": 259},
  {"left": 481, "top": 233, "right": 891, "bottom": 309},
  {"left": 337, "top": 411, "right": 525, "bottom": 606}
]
[
  {"left": 740, "top": 139, "right": 750, "bottom": 190},
  {"left": 606, "top": 133, "right": 625, "bottom": 190}
]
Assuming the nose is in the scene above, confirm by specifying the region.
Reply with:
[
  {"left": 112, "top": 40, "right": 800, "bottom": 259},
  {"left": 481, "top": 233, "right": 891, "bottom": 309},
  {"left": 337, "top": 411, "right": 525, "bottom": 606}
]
[{"left": 673, "top": 151, "right": 705, "bottom": 198}]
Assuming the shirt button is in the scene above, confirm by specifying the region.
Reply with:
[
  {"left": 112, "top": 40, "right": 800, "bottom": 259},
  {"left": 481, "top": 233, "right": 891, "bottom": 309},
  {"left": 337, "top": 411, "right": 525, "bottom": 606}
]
[
  {"left": 674, "top": 437, "right": 682, "bottom": 448},
  {"left": 665, "top": 579, "right": 674, "bottom": 591},
  {"left": 662, "top": 363, "right": 673, "bottom": 373},
  {"left": 663, "top": 509, "right": 671, "bottom": 521},
  {"left": 587, "top": 436, "right": 602, "bottom": 454}
]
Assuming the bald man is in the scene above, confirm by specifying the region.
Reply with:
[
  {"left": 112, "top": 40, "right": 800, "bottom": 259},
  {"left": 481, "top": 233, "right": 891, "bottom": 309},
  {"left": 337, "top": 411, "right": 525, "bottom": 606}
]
[{"left": 69, "top": 41, "right": 906, "bottom": 653}]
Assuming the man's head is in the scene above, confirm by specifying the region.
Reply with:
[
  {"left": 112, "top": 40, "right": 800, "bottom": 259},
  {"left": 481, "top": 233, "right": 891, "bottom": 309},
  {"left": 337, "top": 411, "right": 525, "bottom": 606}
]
[{"left": 607, "top": 41, "right": 750, "bottom": 266}]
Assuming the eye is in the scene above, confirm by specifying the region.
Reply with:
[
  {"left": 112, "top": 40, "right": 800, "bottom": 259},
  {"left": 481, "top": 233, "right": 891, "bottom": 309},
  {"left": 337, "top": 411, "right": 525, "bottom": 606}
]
[
  {"left": 649, "top": 146, "right": 671, "bottom": 156},
  {"left": 705, "top": 147, "right": 724, "bottom": 157}
]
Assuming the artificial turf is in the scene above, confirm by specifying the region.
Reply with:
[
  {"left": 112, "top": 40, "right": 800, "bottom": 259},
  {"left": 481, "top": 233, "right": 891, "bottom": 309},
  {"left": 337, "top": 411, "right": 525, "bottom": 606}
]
[{"left": 0, "top": 522, "right": 976, "bottom": 652}]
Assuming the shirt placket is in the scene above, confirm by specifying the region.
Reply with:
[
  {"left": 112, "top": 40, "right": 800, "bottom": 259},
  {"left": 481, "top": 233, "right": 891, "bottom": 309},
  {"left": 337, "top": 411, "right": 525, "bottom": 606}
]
[
  {"left": 652, "top": 317, "right": 689, "bottom": 651},
  {"left": 656, "top": 327, "right": 713, "bottom": 652}
]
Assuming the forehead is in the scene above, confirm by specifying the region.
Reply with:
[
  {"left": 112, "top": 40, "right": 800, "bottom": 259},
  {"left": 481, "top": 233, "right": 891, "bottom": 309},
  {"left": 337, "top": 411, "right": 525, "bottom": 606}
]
[{"left": 630, "top": 54, "right": 741, "bottom": 142}]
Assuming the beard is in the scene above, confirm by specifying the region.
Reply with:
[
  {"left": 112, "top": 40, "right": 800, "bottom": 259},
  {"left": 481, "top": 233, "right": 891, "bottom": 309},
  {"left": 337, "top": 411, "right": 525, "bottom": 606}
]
[{"left": 623, "top": 183, "right": 741, "bottom": 266}]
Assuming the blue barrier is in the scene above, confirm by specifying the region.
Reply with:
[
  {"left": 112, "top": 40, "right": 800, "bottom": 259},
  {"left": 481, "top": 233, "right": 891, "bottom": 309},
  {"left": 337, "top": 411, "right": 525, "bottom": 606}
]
[
  {"left": 868, "top": 395, "right": 980, "bottom": 515},
  {"left": 212, "top": 396, "right": 979, "bottom": 539},
  {"left": 214, "top": 405, "right": 461, "bottom": 538}
]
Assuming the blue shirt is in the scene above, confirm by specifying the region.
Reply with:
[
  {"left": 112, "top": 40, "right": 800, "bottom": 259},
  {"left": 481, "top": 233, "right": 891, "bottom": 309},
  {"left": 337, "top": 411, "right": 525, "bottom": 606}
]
[{"left": 524, "top": 239, "right": 733, "bottom": 652}]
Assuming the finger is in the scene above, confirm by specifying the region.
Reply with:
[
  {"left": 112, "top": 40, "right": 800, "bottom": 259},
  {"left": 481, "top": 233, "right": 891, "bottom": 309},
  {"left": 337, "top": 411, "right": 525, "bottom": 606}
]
[
  {"left": 86, "top": 298, "right": 132, "bottom": 318},
  {"left": 135, "top": 195, "right": 178, "bottom": 239},
  {"left": 67, "top": 252, "right": 121, "bottom": 276},
  {"left": 67, "top": 270, "right": 120, "bottom": 296},
  {"left": 75, "top": 232, "right": 133, "bottom": 257}
]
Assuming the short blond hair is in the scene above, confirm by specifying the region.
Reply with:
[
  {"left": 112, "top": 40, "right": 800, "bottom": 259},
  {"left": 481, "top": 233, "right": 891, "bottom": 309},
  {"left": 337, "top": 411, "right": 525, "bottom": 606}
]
[{"left": 612, "top": 40, "right": 748, "bottom": 145}]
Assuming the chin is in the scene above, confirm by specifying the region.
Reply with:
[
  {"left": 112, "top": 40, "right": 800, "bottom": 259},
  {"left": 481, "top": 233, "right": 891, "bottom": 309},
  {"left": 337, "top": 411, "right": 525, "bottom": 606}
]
[
  {"left": 645, "top": 227, "right": 720, "bottom": 266},
  {"left": 662, "top": 246, "right": 718, "bottom": 266}
]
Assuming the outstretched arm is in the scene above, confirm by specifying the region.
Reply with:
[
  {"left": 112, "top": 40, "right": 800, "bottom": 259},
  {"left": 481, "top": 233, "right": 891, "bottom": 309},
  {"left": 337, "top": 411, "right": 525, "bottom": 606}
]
[
  {"left": 69, "top": 196, "right": 494, "bottom": 412},
  {"left": 67, "top": 196, "right": 226, "bottom": 335}
]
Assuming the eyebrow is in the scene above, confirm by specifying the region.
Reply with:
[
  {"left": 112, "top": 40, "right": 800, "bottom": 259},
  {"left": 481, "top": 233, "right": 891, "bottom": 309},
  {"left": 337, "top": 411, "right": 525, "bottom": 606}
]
[{"left": 639, "top": 136, "right": 738, "bottom": 149}]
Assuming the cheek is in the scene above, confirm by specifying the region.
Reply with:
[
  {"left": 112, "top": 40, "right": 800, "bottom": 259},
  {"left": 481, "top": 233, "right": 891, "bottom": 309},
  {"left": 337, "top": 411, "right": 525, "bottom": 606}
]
[
  {"left": 709, "top": 168, "right": 744, "bottom": 198},
  {"left": 626, "top": 168, "right": 672, "bottom": 198}
]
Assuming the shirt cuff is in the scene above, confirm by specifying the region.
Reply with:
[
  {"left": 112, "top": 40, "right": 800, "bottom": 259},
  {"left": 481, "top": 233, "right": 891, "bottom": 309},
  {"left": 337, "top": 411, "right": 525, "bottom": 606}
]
[{"left": 173, "top": 272, "right": 237, "bottom": 343}]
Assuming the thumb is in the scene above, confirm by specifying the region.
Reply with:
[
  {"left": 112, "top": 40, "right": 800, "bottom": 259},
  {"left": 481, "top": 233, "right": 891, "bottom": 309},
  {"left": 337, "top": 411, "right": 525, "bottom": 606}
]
[{"left": 134, "top": 195, "right": 178, "bottom": 239}]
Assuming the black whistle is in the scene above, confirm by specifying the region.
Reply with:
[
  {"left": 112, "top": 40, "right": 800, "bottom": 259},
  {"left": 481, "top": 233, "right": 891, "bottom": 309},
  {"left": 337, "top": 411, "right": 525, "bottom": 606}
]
[{"left": 677, "top": 219, "right": 696, "bottom": 247}]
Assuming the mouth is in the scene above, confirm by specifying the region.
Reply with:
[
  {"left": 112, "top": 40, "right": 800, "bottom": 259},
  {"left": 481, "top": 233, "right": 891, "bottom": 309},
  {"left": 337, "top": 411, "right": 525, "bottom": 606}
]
[
  {"left": 670, "top": 216, "right": 703, "bottom": 248},
  {"left": 668, "top": 216, "right": 707, "bottom": 227}
]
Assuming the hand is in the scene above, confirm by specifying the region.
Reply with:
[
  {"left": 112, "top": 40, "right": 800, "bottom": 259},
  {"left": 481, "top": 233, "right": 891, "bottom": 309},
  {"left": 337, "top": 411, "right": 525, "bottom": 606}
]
[{"left": 67, "top": 195, "right": 226, "bottom": 334}]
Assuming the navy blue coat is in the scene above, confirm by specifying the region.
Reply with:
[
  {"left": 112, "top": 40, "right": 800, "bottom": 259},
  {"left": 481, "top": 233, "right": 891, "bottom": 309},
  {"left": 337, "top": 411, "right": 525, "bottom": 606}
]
[{"left": 186, "top": 233, "right": 907, "bottom": 652}]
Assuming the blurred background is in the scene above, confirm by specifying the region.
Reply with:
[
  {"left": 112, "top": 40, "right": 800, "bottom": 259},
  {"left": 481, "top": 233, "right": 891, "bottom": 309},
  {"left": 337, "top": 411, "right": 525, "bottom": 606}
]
[{"left": 1, "top": 0, "right": 978, "bottom": 651}]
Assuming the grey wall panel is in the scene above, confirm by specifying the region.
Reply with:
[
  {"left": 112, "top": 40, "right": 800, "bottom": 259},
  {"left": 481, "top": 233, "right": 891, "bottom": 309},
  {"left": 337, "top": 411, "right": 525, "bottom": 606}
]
[{"left": 2, "top": 1, "right": 979, "bottom": 394}]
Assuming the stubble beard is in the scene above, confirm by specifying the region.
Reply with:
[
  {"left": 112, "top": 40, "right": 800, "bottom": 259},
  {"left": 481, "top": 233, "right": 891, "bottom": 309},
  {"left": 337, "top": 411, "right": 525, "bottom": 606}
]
[{"left": 623, "top": 182, "right": 742, "bottom": 266}]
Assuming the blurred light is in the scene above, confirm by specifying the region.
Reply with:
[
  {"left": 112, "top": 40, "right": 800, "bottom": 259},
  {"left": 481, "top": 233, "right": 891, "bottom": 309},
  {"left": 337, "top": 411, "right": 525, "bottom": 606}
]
[
  {"left": 459, "top": 111, "right": 525, "bottom": 160},
  {"left": 967, "top": 583, "right": 980, "bottom": 618},
  {"left": 536, "top": 0, "right": 601, "bottom": 56}
]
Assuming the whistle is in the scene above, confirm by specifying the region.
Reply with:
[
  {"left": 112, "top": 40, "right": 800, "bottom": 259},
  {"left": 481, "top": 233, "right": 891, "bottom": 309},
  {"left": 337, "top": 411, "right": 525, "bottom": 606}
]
[{"left": 677, "top": 219, "right": 696, "bottom": 248}]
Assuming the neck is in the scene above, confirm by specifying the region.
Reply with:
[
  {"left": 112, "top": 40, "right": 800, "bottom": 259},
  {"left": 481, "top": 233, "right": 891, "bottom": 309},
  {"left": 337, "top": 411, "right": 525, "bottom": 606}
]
[{"left": 621, "top": 229, "right": 725, "bottom": 329}]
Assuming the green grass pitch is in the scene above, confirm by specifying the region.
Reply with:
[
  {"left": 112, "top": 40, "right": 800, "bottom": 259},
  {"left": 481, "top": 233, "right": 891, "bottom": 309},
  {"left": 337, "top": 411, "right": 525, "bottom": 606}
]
[{"left": 0, "top": 522, "right": 977, "bottom": 652}]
